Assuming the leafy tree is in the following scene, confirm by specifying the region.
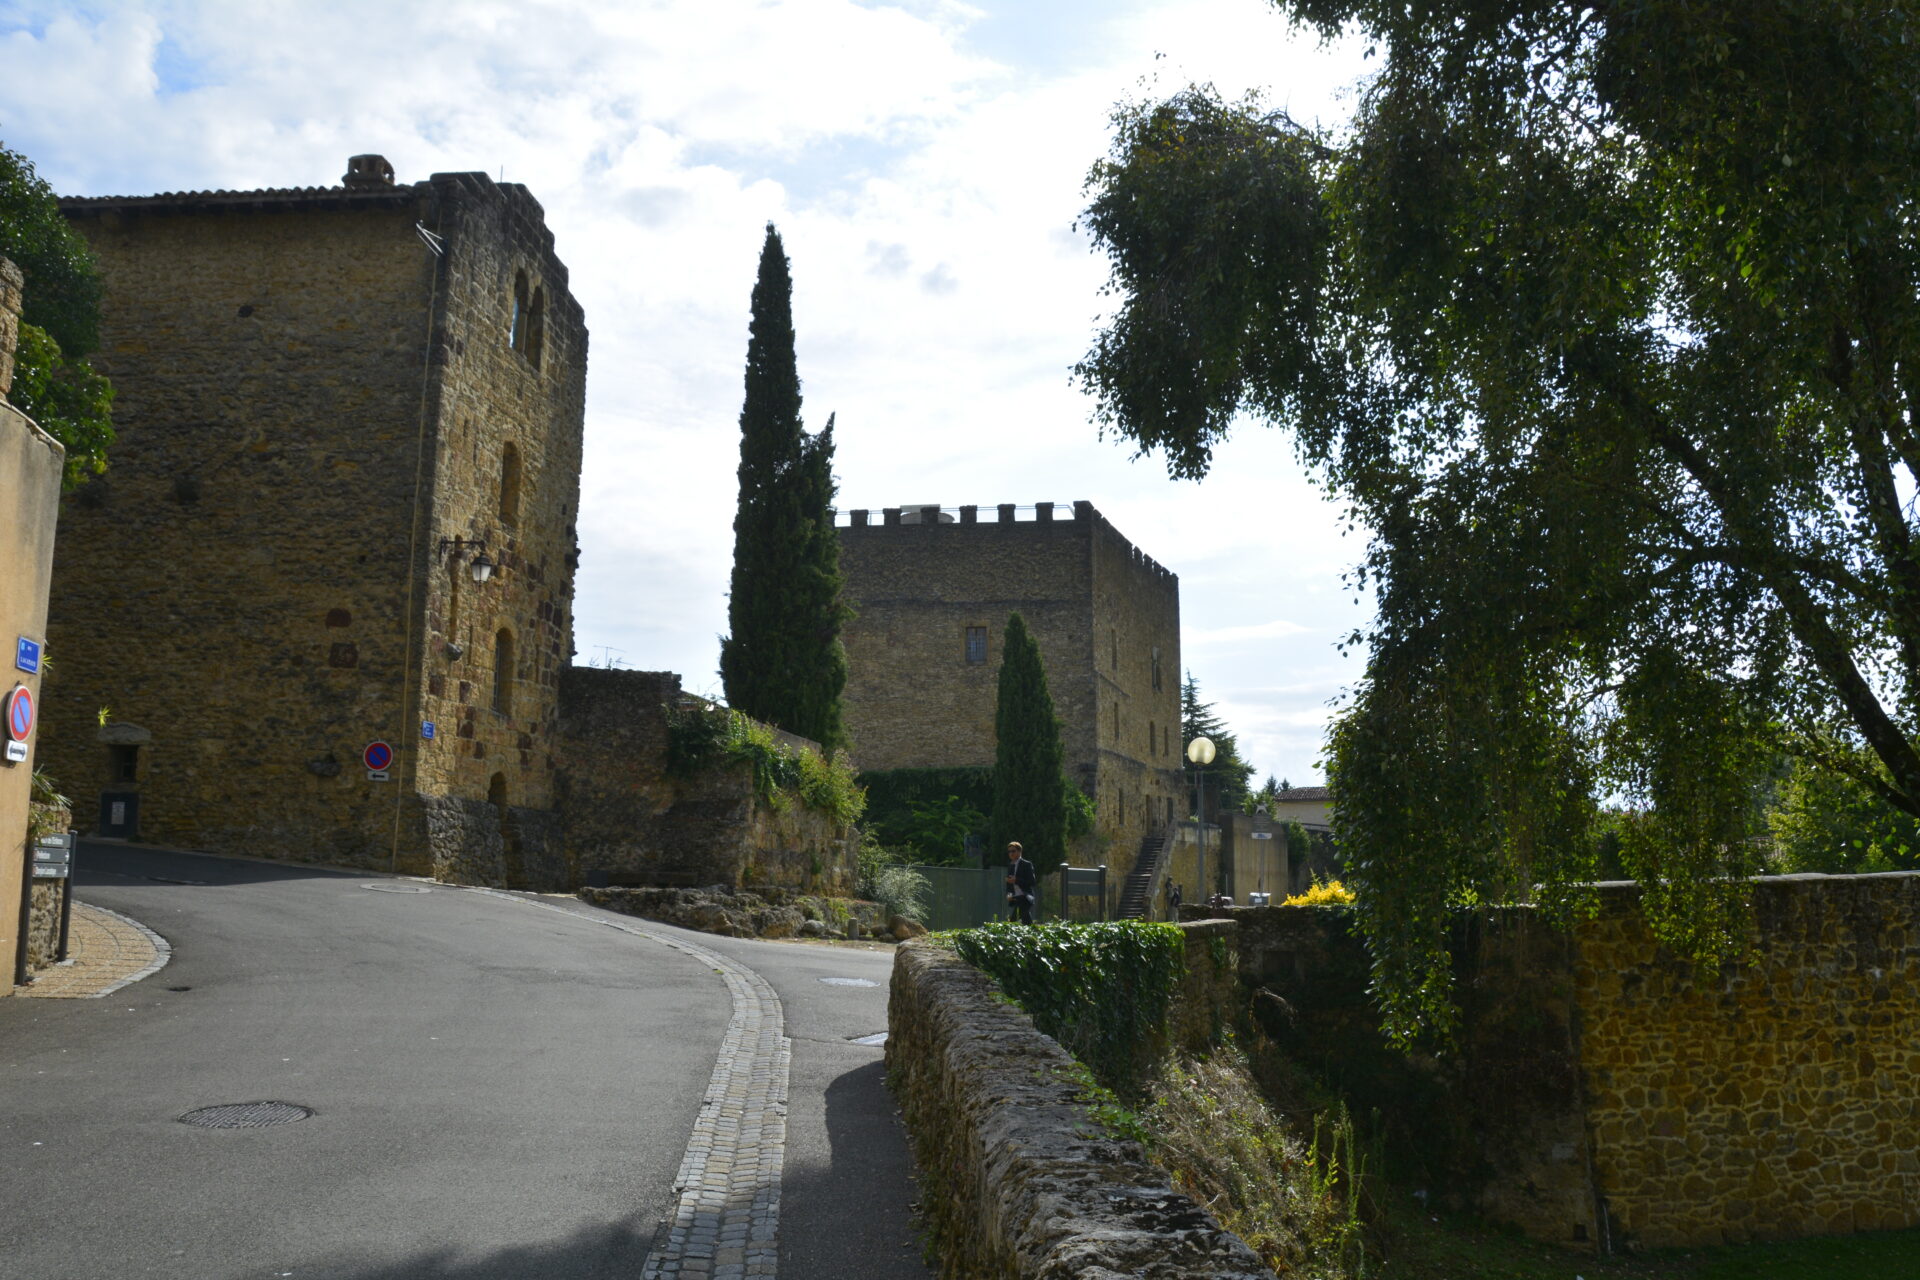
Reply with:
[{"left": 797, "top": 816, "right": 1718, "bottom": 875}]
[
  {"left": 1767, "top": 754, "right": 1920, "bottom": 874},
  {"left": 992, "top": 611, "right": 1070, "bottom": 873},
  {"left": 1179, "top": 671, "right": 1256, "bottom": 816},
  {"left": 1078, "top": 1, "right": 1920, "bottom": 1040},
  {"left": 719, "top": 223, "right": 849, "bottom": 750},
  {"left": 0, "top": 141, "right": 113, "bottom": 487}
]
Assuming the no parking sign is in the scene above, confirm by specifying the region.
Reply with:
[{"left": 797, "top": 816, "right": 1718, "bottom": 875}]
[
  {"left": 363, "top": 740, "right": 393, "bottom": 780},
  {"left": 4, "top": 685, "right": 33, "bottom": 764}
]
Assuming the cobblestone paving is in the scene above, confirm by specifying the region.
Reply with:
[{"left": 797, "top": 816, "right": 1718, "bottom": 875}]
[
  {"left": 15, "top": 902, "right": 171, "bottom": 998},
  {"left": 471, "top": 891, "right": 791, "bottom": 1279}
]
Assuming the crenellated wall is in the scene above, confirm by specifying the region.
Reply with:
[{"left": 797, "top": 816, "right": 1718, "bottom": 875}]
[{"left": 838, "top": 500, "right": 1183, "bottom": 863}]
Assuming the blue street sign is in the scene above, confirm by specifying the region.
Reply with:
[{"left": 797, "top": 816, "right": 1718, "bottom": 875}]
[
  {"left": 15, "top": 637, "right": 40, "bottom": 674},
  {"left": 422, "top": 721, "right": 436, "bottom": 740}
]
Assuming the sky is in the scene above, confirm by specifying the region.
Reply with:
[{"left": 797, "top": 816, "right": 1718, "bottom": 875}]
[{"left": 0, "top": 0, "right": 1374, "bottom": 787}]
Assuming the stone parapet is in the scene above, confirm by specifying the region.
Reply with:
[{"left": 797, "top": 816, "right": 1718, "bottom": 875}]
[{"left": 886, "top": 939, "right": 1274, "bottom": 1279}]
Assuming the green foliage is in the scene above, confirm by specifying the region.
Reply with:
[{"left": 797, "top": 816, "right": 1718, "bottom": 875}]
[
  {"left": 856, "top": 830, "right": 931, "bottom": 920},
  {"left": 1182, "top": 671, "right": 1256, "bottom": 815},
  {"left": 1063, "top": 780, "right": 1096, "bottom": 841},
  {"left": 1768, "top": 753, "right": 1920, "bottom": 873},
  {"left": 665, "top": 702, "right": 865, "bottom": 823},
  {"left": 859, "top": 766, "right": 996, "bottom": 859},
  {"left": 718, "top": 223, "right": 849, "bottom": 751},
  {"left": 948, "top": 919, "right": 1184, "bottom": 1098},
  {"left": 900, "top": 793, "right": 987, "bottom": 864},
  {"left": 1144, "top": 1048, "right": 1370, "bottom": 1279},
  {"left": 10, "top": 322, "right": 113, "bottom": 487},
  {"left": 991, "top": 612, "right": 1071, "bottom": 872},
  {"left": 1080, "top": 0, "right": 1920, "bottom": 1042},
  {"left": 1, "top": 142, "right": 114, "bottom": 487}
]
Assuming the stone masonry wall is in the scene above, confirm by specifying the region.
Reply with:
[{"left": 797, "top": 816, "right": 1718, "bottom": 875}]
[
  {"left": 840, "top": 504, "right": 1095, "bottom": 781},
  {"left": 1205, "top": 872, "right": 1920, "bottom": 1251},
  {"left": 48, "top": 192, "right": 430, "bottom": 862},
  {"left": 886, "top": 938, "right": 1275, "bottom": 1279},
  {"left": 1087, "top": 509, "right": 1184, "bottom": 860},
  {"left": 839, "top": 501, "right": 1183, "bottom": 884},
  {"left": 412, "top": 173, "right": 586, "bottom": 827},
  {"left": 49, "top": 165, "right": 581, "bottom": 879},
  {"left": 1575, "top": 873, "right": 1920, "bottom": 1248},
  {"left": 555, "top": 667, "right": 856, "bottom": 894}
]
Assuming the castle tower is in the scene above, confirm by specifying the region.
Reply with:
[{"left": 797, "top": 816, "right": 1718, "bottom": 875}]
[
  {"left": 837, "top": 500, "right": 1183, "bottom": 860},
  {"left": 46, "top": 157, "right": 587, "bottom": 885}
]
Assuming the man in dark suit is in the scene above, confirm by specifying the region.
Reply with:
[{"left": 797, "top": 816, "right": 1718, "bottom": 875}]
[{"left": 1004, "top": 841, "right": 1037, "bottom": 925}]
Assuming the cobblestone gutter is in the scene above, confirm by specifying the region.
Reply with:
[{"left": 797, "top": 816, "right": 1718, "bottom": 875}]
[{"left": 887, "top": 939, "right": 1274, "bottom": 1279}]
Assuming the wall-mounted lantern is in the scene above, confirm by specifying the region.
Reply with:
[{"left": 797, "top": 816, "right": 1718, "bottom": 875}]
[{"left": 437, "top": 536, "right": 496, "bottom": 584}]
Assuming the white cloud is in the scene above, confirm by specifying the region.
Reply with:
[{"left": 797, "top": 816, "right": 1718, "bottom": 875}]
[{"left": 0, "top": 0, "right": 1373, "bottom": 785}]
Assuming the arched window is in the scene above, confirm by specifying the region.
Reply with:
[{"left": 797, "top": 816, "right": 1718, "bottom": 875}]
[
  {"left": 493, "top": 627, "right": 515, "bottom": 714},
  {"left": 499, "top": 442, "right": 521, "bottom": 526},
  {"left": 510, "top": 271, "right": 530, "bottom": 352},
  {"left": 526, "top": 286, "right": 546, "bottom": 369}
]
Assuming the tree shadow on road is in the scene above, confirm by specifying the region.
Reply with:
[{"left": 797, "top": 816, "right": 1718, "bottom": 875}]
[{"left": 277, "top": 1216, "right": 654, "bottom": 1279}]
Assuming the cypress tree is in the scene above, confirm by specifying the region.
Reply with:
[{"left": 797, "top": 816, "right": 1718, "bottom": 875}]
[
  {"left": 719, "top": 224, "right": 849, "bottom": 750},
  {"left": 991, "top": 612, "right": 1069, "bottom": 873}
]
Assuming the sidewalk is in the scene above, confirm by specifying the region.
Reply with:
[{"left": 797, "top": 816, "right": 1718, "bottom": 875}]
[{"left": 13, "top": 900, "right": 170, "bottom": 998}]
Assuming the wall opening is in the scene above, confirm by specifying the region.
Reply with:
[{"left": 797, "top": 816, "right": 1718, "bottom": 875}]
[
  {"left": 526, "top": 287, "right": 546, "bottom": 370},
  {"left": 493, "top": 627, "right": 515, "bottom": 715},
  {"left": 500, "top": 442, "right": 522, "bottom": 527},
  {"left": 510, "top": 271, "right": 529, "bottom": 351},
  {"left": 109, "top": 744, "right": 139, "bottom": 784}
]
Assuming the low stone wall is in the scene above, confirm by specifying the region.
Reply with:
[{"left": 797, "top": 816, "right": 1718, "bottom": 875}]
[
  {"left": 581, "top": 884, "right": 896, "bottom": 941},
  {"left": 555, "top": 667, "right": 857, "bottom": 893},
  {"left": 887, "top": 938, "right": 1275, "bottom": 1279},
  {"left": 1203, "top": 871, "right": 1920, "bottom": 1251}
]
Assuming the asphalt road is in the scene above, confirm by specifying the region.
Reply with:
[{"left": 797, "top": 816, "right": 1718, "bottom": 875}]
[{"left": 0, "top": 844, "right": 933, "bottom": 1279}]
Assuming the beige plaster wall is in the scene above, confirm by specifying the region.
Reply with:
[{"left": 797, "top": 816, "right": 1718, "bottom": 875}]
[{"left": 0, "top": 257, "right": 67, "bottom": 988}]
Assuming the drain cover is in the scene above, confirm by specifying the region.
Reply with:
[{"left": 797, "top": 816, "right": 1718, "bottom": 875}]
[
  {"left": 179, "top": 1102, "right": 312, "bottom": 1129},
  {"left": 848, "top": 1032, "right": 888, "bottom": 1046},
  {"left": 819, "top": 977, "right": 878, "bottom": 987},
  {"left": 362, "top": 883, "right": 430, "bottom": 893}
]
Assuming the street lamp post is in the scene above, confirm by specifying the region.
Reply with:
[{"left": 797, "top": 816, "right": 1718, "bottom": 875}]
[{"left": 1186, "top": 735, "right": 1216, "bottom": 908}]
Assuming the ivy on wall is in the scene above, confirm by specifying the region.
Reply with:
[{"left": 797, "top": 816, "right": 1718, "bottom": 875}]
[
  {"left": 945, "top": 920, "right": 1184, "bottom": 1098},
  {"left": 665, "top": 703, "right": 865, "bottom": 825}
]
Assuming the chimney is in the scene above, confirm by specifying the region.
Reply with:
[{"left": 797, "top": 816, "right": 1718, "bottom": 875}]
[
  {"left": 343, "top": 154, "right": 396, "bottom": 190},
  {"left": 0, "top": 257, "right": 22, "bottom": 401}
]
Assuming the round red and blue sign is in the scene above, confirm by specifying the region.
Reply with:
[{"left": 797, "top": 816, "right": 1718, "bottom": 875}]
[
  {"left": 363, "top": 740, "right": 394, "bottom": 771},
  {"left": 5, "top": 685, "right": 33, "bottom": 742}
]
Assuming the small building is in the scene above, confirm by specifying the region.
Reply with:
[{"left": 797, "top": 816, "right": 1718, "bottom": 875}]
[
  {"left": 43, "top": 156, "right": 586, "bottom": 885},
  {"left": 837, "top": 501, "right": 1183, "bottom": 865}
]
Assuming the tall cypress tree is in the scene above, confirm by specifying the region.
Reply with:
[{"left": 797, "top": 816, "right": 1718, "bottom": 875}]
[
  {"left": 991, "top": 612, "right": 1069, "bottom": 873},
  {"left": 719, "top": 224, "right": 849, "bottom": 750}
]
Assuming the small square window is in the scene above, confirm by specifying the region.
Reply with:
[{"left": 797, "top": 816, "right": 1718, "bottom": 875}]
[{"left": 965, "top": 626, "right": 987, "bottom": 664}]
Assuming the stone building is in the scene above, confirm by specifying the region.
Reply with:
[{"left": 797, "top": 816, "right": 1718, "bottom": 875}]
[
  {"left": 43, "top": 156, "right": 586, "bottom": 885},
  {"left": 837, "top": 501, "right": 1183, "bottom": 863}
]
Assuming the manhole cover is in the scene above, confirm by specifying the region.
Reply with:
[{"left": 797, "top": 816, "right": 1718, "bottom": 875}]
[
  {"left": 819, "top": 977, "right": 878, "bottom": 987},
  {"left": 848, "top": 1032, "right": 888, "bottom": 1046},
  {"left": 179, "top": 1102, "right": 313, "bottom": 1129},
  {"left": 362, "top": 883, "right": 430, "bottom": 893}
]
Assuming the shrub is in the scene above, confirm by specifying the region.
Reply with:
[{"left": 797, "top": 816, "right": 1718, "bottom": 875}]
[
  {"left": 666, "top": 703, "right": 864, "bottom": 822},
  {"left": 945, "top": 919, "right": 1183, "bottom": 1097},
  {"left": 1285, "top": 878, "right": 1355, "bottom": 907}
]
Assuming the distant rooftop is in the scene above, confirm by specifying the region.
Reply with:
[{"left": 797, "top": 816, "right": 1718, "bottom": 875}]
[{"left": 1273, "top": 787, "right": 1330, "bottom": 802}]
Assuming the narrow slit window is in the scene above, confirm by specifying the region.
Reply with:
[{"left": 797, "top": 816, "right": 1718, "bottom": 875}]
[
  {"left": 964, "top": 626, "right": 987, "bottom": 664},
  {"left": 493, "top": 627, "right": 515, "bottom": 714}
]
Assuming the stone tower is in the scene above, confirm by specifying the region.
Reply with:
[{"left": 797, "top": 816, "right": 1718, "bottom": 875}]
[
  {"left": 837, "top": 500, "right": 1184, "bottom": 860},
  {"left": 46, "top": 157, "right": 587, "bottom": 885}
]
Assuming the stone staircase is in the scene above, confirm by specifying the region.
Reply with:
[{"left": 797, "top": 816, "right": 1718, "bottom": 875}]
[{"left": 1116, "top": 830, "right": 1170, "bottom": 920}]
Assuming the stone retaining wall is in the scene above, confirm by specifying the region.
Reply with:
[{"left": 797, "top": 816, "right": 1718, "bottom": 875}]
[
  {"left": 886, "top": 938, "right": 1274, "bottom": 1279},
  {"left": 1205, "top": 870, "right": 1920, "bottom": 1250}
]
